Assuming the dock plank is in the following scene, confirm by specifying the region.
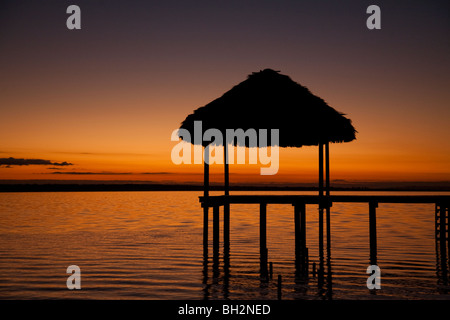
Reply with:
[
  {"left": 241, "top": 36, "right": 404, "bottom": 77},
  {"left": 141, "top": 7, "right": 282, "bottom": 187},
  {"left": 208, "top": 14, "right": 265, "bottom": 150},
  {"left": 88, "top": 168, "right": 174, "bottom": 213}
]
[{"left": 199, "top": 195, "right": 450, "bottom": 207}]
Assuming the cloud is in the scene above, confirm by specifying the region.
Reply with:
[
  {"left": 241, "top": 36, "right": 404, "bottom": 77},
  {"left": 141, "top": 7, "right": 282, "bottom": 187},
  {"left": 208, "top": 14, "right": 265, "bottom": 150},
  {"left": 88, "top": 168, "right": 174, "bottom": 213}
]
[
  {"left": 0, "top": 157, "right": 73, "bottom": 167},
  {"left": 51, "top": 171, "right": 131, "bottom": 175},
  {"left": 50, "top": 171, "right": 175, "bottom": 175},
  {"left": 52, "top": 151, "right": 156, "bottom": 157}
]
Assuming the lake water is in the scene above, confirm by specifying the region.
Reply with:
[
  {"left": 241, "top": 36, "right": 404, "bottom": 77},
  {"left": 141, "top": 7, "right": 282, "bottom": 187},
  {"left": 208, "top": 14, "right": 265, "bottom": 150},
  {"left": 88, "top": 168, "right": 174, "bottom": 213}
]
[{"left": 0, "top": 191, "right": 449, "bottom": 300}]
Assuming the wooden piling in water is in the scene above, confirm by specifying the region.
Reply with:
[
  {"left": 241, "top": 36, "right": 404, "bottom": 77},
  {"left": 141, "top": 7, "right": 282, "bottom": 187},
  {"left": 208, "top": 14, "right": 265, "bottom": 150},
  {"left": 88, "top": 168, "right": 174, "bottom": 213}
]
[
  {"left": 260, "top": 203, "right": 268, "bottom": 276},
  {"left": 203, "top": 146, "right": 210, "bottom": 259},
  {"left": 294, "top": 202, "right": 307, "bottom": 273},
  {"left": 203, "top": 207, "right": 208, "bottom": 258},
  {"left": 213, "top": 206, "right": 220, "bottom": 259},
  {"left": 319, "top": 208, "right": 324, "bottom": 260},
  {"left": 294, "top": 204, "right": 301, "bottom": 265},
  {"left": 301, "top": 204, "right": 308, "bottom": 274},
  {"left": 223, "top": 143, "right": 230, "bottom": 250},
  {"left": 437, "top": 203, "right": 448, "bottom": 266},
  {"left": 318, "top": 143, "right": 324, "bottom": 260},
  {"left": 447, "top": 205, "right": 450, "bottom": 268},
  {"left": 260, "top": 203, "right": 267, "bottom": 257},
  {"left": 277, "top": 275, "right": 282, "bottom": 300},
  {"left": 325, "top": 142, "right": 331, "bottom": 253},
  {"left": 204, "top": 147, "right": 209, "bottom": 197},
  {"left": 224, "top": 144, "right": 229, "bottom": 196},
  {"left": 440, "top": 204, "right": 446, "bottom": 260},
  {"left": 435, "top": 202, "right": 449, "bottom": 281},
  {"left": 319, "top": 142, "right": 324, "bottom": 198},
  {"left": 369, "top": 201, "right": 378, "bottom": 265},
  {"left": 300, "top": 203, "right": 306, "bottom": 248},
  {"left": 435, "top": 203, "right": 439, "bottom": 241},
  {"left": 223, "top": 204, "right": 230, "bottom": 251}
]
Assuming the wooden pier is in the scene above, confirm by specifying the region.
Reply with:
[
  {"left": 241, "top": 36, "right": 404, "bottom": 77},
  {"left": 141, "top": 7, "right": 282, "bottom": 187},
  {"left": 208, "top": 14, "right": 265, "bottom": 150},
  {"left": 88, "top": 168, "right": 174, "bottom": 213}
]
[
  {"left": 200, "top": 194, "right": 450, "bottom": 278},
  {"left": 176, "top": 70, "right": 450, "bottom": 297},
  {"left": 198, "top": 142, "right": 450, "bottom": 284}
]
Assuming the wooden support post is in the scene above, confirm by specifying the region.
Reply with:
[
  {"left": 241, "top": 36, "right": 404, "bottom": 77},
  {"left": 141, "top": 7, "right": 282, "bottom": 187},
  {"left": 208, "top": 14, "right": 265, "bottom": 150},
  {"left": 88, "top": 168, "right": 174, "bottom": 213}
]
[
  {"left": 436, "top": 202, "right": 449, "bottom": 282},
  {"left": 300, "top": 203, "right": 306, "bottom": 246},
  {"left": 318, "top": 143, "right": 324, "bottom": 260},
  {"left": 439, "top": 203, "right": 447, "bottom": 267},
  {"left": 294, "top": 202, "right": 307, "bottom": 272},
  {"left": 260, "top": 203, "right": 267, "bottom": 257},
  {"left": 326, "top": 206, "right": 331, "bottom": 254},
  {"left": 440, "top": 203, "right": 446, "bottom": 240},
  {"left": 203, "top": 206, "right": 208, "bottom": 259},
  {"left": 435, "top": 203, "right": 448, "bottom": 281},
  {"left": 300, "top": 203, "right": 307, "bottom": 270},
  {"left": 204, "top": 145, "right": 209, "bottom": 197},
  {"left": 447, "top": 204, "right": 449, "bottom": 269},
  {"left": 369, "top": 201, "right": 378, "bottom": 265},
  {"left": 294, "top": 204, "right": 301, "bottom": 265},
  {"left": 319, "top": 142, "right": 324, "bottom": 199},
  {"left": 223, "top": 204, "right": 230, "bottom": 254},
  {"left": 277, "top": 275, "right": 282, "bottom": 300},
  {"left": 224, "top": 143, "right": 229, "bottom": 196},
  {"left": 435, "top": 203, "right": 440, "bottom": 241},
  {"left": 319, "top": 208, "right": 324, "bottom": 261},
  {"left": 325, "top": 142, "right": 331, "bottom": 252},
  {"left": 260, "top": 203, "right": 268, "bottom": 276},
  {"left": 213, "top": 206, "right": 220, "bottom": 259},
  {"left": 435, "top": 203, "right": 440, "bottom": 272},
  {"left": 223, "top": 143, "right": 230, "bottom": 251},
  {"left": 440, "top": 203, "right": 446, "bottom": 241},
  {"left": 203, "top": 146, "right": 209, "bottom": 259},
  {"left": 325, "top": 142, "right": 330, "bottom": 197}
]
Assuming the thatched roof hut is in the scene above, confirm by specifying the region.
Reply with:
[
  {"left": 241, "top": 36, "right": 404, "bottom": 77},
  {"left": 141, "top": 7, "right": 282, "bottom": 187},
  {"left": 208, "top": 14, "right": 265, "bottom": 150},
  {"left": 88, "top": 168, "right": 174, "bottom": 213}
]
[
  {"left": 179, "top": 69, "right": 356, "bottom": 147},
  {"left": 177, "top": 69, "right": 357, "bottom": 198}
]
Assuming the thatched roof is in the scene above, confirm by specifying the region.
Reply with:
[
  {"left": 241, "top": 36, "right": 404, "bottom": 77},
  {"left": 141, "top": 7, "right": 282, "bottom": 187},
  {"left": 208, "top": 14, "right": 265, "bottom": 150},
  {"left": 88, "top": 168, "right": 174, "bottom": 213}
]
[{"left": 179, "top": 69, "right": 356, "bottom": 147}]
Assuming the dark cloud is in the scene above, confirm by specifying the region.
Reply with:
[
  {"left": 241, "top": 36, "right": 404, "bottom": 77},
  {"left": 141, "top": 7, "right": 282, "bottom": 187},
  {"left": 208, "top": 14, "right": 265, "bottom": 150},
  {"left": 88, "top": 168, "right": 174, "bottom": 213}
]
[
  {"left": 50, "top": 171, "right": 174, "bottom": 175},
  {"left": 0, "top": 157, "right": 73, "bottom": 167},
  {"left": 52, "top": 151, "right": 155, "bottom": 157},
  {"left": 51, "top": 172, "right": 131, "bottom": 175}
]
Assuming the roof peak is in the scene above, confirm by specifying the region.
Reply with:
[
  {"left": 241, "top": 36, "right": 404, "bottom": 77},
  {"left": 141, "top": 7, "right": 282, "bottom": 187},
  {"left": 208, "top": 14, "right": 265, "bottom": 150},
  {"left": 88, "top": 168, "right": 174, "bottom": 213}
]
[{"left": 252, "top": 68, "right": 281, "bottom": 75}]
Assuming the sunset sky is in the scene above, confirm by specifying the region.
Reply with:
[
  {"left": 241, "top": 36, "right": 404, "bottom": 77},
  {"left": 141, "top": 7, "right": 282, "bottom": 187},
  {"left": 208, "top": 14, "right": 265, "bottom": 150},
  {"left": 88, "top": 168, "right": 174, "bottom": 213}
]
[{"left": 1, "top": 0, "right": 449, "bottom": 185}]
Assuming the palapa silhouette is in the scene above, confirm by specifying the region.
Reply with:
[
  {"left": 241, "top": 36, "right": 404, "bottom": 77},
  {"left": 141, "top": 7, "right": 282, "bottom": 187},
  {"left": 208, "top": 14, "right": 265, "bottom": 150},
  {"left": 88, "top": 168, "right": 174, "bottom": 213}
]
[
  {"left": 178, "top": 69, "right": 358, "bottom": 280},
  {"left": 179, "top": 68, "right": 356, "bottom": 148}
]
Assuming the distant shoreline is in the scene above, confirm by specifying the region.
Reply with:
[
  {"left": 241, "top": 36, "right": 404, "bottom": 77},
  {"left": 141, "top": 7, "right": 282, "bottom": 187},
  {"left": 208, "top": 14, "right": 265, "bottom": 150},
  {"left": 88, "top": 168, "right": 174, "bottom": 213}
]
[{"left": 1, "top": 183, "right": 449, "bottom": 193}]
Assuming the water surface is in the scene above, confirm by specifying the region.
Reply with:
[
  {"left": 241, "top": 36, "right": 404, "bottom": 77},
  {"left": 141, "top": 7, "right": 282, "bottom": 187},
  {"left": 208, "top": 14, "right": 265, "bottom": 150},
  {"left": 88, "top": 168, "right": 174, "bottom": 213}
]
[{"left": 0, "top": 191, "right": 449, "bottom": 299}]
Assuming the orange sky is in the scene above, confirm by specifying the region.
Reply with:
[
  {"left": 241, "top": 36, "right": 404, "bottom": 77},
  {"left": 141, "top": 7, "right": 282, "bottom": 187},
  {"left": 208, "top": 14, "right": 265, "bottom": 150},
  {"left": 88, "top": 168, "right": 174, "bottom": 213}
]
[{"left": 1, "top": 1, "right": 449, "bottom": 185}]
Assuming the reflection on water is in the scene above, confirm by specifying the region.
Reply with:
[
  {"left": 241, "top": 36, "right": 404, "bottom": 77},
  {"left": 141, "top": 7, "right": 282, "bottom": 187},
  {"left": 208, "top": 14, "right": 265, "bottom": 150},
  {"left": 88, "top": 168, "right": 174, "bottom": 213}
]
[{"left": 0, "top": 191, "right": 449, "bottom": 299}]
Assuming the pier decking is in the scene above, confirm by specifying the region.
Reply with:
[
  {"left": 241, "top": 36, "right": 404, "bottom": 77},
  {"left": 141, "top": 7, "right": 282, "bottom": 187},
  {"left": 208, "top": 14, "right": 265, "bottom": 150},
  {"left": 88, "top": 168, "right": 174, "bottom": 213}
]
[{"left": 200, "top": 194, "right": 450, "bottom": 206}]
